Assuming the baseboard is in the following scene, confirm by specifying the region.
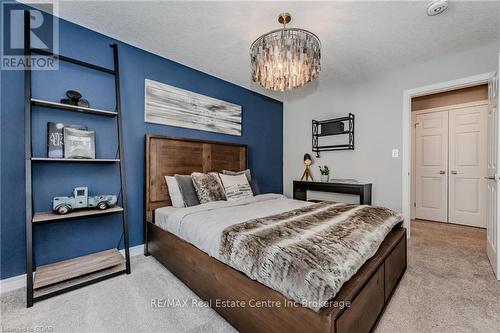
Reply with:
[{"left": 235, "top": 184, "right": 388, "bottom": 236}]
[
  {"left": 0, "top": 274, "right": 26, "bottom": 295},
  {"left": 0, "top": 244, "right": 144, "bottom": 295},
  {"left": 120, "top": 243, "right": 144, "bottom": 257}
]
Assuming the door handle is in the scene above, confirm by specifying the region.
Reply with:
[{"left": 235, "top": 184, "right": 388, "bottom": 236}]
[
  {"left": 439, "top": 170, "right": 446, "bottom": 174},
  {"left": 451, "top": 170, "right": 457, "bottom": 175}
]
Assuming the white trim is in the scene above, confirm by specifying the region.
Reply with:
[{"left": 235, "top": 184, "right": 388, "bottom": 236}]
[
  {"left": 120, "top": 243, "right": 144, "bottom": 257},
  {"left": 0, "top": 244, "right": 144, "bottom": 295},
  {"left": 402, "top": 73, "right": 492, "bottom": 237},
  {"left": 411, "top": 100, "right": 489, "bottom": 116},
  {"left": 0, "top": 274, "right": 26, "bottom": 295}
]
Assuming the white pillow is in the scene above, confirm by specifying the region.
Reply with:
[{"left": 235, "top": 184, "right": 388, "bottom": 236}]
[
  {"left": 218, "top": 173, "right": 253, "bottom": 201},
  {"left": 164, "top": 176, "right": 185, "bottom": 208}
]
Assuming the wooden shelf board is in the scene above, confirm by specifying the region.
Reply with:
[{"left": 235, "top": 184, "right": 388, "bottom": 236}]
[
  {"left": 34, "top": 249, "right": 125, "bottom": 289},
  {"left": 31, "top": 157, "right": 120, "bottom": 163},
  {"left": 34, "top": 264, "right": 126, "bottom": 299},
  {"left": 31, "top": 98, "right": 117, "bottom": 117},
  {"left": 32, "top": 206, "right": 123, "bottom": 223}
]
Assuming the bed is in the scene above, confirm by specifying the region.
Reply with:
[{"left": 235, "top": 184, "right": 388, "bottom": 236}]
[{"left": 144, "top": 134, "right": 407, "bottom": 333}]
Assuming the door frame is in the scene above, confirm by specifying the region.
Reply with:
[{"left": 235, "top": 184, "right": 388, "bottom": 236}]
[{"left": 402, "top": 73, "right": 492, "bottom": 237}]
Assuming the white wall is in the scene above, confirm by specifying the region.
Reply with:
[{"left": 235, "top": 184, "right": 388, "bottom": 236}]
[{"left": 283, "top": 41, "right": 500, "bottom": 212}]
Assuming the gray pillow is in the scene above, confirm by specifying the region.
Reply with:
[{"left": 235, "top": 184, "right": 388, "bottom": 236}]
[
  {"left": 222, "top": 169, "right": 251, "bottom": 181},
  {"left": 249, "top": 178, "right": 260, "bottom": 196},
  {"left": 174, "top": 174, "right": 200, "bottom": 207},
  {"left": 191, "top": 172, "right": 226, "bottom": 203}
]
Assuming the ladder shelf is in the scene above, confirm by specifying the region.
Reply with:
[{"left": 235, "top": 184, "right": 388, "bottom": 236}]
[{"left": 23, "top": 11, "right": 130, "bottom": 307}]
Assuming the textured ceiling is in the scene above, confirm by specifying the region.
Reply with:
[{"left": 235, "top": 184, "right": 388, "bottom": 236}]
[{"left": 27, "top": 1, "right": 500, "bottom": 99}]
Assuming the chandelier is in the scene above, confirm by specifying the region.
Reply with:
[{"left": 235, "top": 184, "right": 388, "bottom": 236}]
[{"left": 250, "top": 13, "right": 321, "bottom": 91}]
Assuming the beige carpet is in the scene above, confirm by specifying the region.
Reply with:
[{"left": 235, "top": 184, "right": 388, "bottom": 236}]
[
  {"left": 377, "top": 220, "right": 499, "bottom": 333},
  {"left": 1, "top": 220, "right": 499, "bottom": 332}
]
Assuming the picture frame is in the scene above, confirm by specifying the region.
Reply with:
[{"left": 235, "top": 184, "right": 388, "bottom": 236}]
[{"left": 63, "top": 127, "right": 95, "bottom": 159}]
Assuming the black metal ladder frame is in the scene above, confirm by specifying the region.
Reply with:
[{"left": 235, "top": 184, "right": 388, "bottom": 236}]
[{"left": 24, "top": 11, "right": 130, "bottom": 307}]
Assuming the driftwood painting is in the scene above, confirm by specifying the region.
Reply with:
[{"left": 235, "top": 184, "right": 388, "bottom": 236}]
[{"left": 145, "top": 79, "right": 242, "bottom": 136}]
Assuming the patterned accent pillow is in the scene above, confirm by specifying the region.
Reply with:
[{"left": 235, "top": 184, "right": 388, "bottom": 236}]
[
  {"left": 191, "top": 172, "right": 226, "bottom": 203},
  {"left": 218, "top": 173, "right": 254, "bottom": 201},
  {"left": 222, "top": 169, "right": 251, "bottom": 181}
]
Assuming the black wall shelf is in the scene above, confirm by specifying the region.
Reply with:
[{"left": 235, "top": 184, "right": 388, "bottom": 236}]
[{"left": 312, "top": 113, "right": 355, "bottom": 157}]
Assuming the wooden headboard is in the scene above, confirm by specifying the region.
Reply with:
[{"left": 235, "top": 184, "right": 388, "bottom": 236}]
[{"left": 144, "top": 135, "right": 247, "bottom": 223}]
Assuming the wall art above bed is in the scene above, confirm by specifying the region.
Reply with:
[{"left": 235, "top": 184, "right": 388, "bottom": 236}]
[{"left": 144, "top": 79, "right": 242, "bottom": 136}]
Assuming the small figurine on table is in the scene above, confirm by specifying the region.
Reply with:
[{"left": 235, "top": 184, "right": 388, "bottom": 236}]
[{"left": 52, "top": 186, "right": 117, "bottom": 215}]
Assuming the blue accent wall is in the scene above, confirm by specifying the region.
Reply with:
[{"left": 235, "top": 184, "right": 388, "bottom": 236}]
[{"left": 0, "top": 8, "right": 283, "bottom": 279}]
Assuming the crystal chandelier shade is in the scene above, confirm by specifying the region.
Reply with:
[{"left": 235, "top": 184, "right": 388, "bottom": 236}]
[{"left": 250, "top": 14, "right": 321, "bottom": 91}]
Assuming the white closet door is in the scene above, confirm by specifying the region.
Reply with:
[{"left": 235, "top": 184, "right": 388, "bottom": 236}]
[
  {"left": 415, "top": 111, "right": 449, "bottom": 222},
  {"left": 448, "top": 105, "right": 487, "bottom": 227}
]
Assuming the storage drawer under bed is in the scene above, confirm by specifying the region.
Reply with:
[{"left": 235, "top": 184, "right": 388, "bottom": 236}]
[
  {"left": 384, "top": 235, "right": 407, "bottom": 301},
  {"left": 335, "top": 265, "right": 385, "bottom": 333},
  {"left": 335, "top": 232, "right": 406, "bottom": 333}
]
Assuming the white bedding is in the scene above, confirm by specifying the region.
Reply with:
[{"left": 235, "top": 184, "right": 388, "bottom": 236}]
[{"left": 155, "top": 194, "right": 312, "bottom": 258}]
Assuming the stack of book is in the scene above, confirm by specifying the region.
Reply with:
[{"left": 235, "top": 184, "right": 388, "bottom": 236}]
[{"left": 47, "top": 122, "right": 95, "bottom": 159}]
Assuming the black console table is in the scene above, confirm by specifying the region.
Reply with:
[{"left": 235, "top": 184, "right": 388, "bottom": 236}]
[{"left": 293, "top": 180, "right": 372, "bottom": 205}]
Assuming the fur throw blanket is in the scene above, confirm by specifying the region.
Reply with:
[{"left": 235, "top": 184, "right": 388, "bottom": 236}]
[{"left": 219, "top": 202, "right": 402, "bottom": 312}]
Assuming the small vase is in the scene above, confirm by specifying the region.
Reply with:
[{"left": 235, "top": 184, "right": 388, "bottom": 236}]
[{"left": 321, "top": 174, "right": 330, "bottom": 183}]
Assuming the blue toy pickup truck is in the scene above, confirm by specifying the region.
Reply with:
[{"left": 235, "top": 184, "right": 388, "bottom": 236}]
[{"left": 52, "top": 187, "right": 117, "bottom": 215}]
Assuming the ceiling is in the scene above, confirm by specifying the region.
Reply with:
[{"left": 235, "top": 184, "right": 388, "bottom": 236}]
[{"left": 28, "top": 1, "right": 500, "bottom": 99}]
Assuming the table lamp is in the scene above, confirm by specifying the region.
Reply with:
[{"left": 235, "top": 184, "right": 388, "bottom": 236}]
[{"left": 300, "top": 153, "right": 314, "bottom": 181}]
